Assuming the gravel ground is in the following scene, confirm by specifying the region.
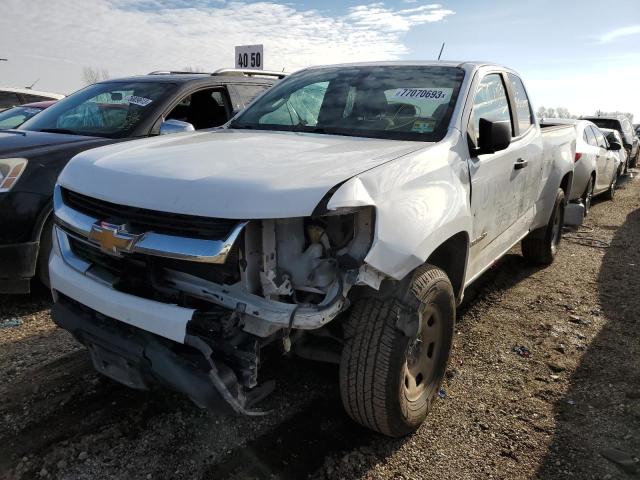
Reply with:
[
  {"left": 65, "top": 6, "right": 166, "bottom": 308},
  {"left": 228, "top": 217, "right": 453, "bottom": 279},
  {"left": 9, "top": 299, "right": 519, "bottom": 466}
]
[{"left": 1, "top": 172, "right": 639, "bottom": 480}]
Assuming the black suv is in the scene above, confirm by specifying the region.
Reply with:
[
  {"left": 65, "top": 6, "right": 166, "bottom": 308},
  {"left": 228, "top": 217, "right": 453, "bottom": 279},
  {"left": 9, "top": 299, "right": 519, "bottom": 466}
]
[{"left": 0, "top": 69, "right": 283, "bottom": 293}]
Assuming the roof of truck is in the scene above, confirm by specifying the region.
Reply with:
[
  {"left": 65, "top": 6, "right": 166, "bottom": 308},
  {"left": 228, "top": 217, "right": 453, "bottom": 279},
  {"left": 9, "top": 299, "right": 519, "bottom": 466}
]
[
  {"left": 97, "top": 69, "right": 286, "bottom": 85},
  {"left": 301, "top": 60, "right": 508, "bottom": 70}
]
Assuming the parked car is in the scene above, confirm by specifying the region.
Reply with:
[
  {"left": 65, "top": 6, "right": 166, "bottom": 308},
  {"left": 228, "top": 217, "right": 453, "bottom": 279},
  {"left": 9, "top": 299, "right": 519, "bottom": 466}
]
[
  {"left": 601, "top": 127, "right": 628, "bottom": 177},
  {"left": 0, "top": 87, "right": 64, "bottom": 111},
  {"left": 0, "top": 69, "right": 284, "bottom": 294},
  {"left": 541, "top": 118, "right": 621, "bottom": 215},
  {"left": 0, "top": 100, "right": 56, "bottom": 129},
  {"left": 582, "top": 115, "right": 638, "bottom": 168},
  {"left": 50, "top": 61, "right": 575, "bottom": 437}
]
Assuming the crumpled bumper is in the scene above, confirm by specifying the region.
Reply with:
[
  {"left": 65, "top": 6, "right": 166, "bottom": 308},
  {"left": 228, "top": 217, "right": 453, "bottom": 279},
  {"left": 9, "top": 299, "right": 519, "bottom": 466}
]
[{"left": 51, "top": 293, "right": 241, "bottom": 413}]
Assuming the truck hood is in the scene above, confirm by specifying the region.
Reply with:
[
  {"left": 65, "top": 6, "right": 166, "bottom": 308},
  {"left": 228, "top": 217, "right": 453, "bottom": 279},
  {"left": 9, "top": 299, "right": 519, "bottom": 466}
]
[
  {"left": 0, "top": 130, "right": 107, "bottom": 158},
  {"left": 58, "top": 129, "right": 427, "bottom": 218}
]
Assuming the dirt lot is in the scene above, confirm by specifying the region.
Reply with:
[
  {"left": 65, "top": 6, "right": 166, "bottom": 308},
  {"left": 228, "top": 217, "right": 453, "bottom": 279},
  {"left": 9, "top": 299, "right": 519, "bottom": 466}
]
[{"left": 1, "top": 173, "right": 639, "bottom": 480}]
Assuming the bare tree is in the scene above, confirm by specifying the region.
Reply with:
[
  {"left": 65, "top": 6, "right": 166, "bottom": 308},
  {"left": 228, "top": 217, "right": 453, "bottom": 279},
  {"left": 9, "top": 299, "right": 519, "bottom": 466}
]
[
  {"left": 594, "top": 111, "right": 634, "bottom": 123},
  {"left": 82, "top": 66, "right": 110, "bottom": 85},
  {"left": 537, "top": 106, "right": 577, "bottom": 119}
]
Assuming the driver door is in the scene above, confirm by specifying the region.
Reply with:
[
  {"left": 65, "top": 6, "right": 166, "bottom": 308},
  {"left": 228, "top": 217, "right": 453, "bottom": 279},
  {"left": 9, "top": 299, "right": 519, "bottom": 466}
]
[{"left": 466, "top": 73, "right": 531, "bottom": 279}]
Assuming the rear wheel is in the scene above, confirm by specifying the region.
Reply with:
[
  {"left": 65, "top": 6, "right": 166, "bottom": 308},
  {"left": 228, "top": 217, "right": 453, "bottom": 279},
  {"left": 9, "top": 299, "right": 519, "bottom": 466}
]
[
  {"left": 582, "top": 177, "right": 594, "bottom": 216},
  {"left": 339, "top": 264, "right": 455, "bottom": 437},
  {"left": 522, "top": 188, "right": 565, "bottom": 265},
  {"left": 602, "top": 173, "right": 616, "bottom": 201}
]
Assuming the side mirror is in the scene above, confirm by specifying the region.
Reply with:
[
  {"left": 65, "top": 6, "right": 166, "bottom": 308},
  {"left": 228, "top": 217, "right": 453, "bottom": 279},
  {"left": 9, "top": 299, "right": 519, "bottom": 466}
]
[
  {"left": 159, "top": 119, "right": 195, "bottom": 135},
  {"left": 478, "top": 118, "right": 511, "bottom": 153},
  {"left": 608, "top": 140, "right": 622, "bottom": 151}
]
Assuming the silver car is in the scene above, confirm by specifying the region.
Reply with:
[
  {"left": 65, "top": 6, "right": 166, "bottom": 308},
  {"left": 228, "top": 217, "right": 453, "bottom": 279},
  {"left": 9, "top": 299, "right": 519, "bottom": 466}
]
[{"left": 541, "top": 118, "right": 621, "bottom": 215}]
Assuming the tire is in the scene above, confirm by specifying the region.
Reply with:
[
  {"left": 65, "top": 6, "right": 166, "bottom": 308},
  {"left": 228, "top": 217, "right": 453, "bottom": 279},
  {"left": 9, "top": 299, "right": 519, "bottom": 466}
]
[
  {"left": 339, "top": 264, "right": 455, "bottom": 437},
  {"left": 582, "top": 177, "right": 594, "bottom": 216},
  {"left": 521, "top": 188, "right": 565, "bottom": 266},
  {"left": 36, "top": 216, "right": 53, "bottom": 289},
  {"left": 602, "top": 173, "right": 616, "bottom": 201}
]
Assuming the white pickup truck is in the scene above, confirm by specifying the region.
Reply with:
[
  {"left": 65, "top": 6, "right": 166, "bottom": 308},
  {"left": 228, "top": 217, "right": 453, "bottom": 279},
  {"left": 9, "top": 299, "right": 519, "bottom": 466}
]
[{"left": 50, "top": 62, "right": 575, "bottom": 437}]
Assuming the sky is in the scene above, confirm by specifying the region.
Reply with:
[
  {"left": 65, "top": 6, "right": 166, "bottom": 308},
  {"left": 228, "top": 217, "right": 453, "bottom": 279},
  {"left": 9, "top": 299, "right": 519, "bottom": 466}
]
[{"left": 1, "top": 0, "right": 639, "bottom": 119}]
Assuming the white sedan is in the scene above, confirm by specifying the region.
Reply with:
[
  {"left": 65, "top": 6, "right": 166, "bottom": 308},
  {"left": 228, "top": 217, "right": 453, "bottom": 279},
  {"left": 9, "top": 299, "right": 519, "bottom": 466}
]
[{"left": 541, "top": 118, "right": 621, "bottom": 214}]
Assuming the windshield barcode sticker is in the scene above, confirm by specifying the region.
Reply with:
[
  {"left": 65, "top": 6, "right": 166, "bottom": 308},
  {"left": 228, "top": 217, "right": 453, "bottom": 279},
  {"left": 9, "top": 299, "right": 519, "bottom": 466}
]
[
  {"left": 126, "top": 95, "right": 153, "bottom": 107},
  {"left": 393, "top": 88, "right": 452, "bottom": 101}
]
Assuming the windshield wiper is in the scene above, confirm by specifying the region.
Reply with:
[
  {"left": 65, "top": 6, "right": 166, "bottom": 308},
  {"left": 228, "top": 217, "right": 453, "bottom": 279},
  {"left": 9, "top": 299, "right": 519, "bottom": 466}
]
[
  {"left": 39, "top": 128, "right": 79, "bottom": 135},
  {"left": 0, "top": 129, "right": 27, "bottom": 136}
]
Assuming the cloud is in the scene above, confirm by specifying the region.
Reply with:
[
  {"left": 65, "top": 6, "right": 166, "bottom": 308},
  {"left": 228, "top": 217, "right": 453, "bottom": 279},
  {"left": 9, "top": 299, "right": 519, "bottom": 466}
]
[
  {"left": 0, "top": 0, "right": 454, "bottom": 93},
  {"left": 599, "top": 25, "right": 640, "bottom": 43}
]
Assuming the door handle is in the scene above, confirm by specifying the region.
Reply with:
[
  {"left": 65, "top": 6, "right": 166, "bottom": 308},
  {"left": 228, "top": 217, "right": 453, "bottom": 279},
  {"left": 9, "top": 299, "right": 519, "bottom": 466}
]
[{"left": 514, "top": 158, "right": 528, "bottom": 170}]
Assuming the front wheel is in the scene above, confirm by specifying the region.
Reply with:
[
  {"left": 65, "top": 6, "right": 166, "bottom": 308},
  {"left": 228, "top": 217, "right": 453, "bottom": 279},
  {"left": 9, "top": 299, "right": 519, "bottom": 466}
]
[
  {"left": 339, "top": 264, "right": 455, "bottom": 437},
  {"left": 36, "top": 216, "right": 53, "bottom": 289},
  {"left": 521, "top": 188, "right": 565, "bottom": 266}
]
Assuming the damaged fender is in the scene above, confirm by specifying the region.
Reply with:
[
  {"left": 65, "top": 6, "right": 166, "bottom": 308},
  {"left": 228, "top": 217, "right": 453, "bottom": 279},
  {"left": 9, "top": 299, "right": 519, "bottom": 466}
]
[{"left": 327, "top": 130, "right": 473, "bottom": 283}]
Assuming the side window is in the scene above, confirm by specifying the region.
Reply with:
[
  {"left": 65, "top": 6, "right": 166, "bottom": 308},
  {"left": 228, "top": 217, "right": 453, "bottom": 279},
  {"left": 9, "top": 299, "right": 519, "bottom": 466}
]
[
  {"left": 593, "top": 127, "right": 607, "bottom": 148},
  {"left": 165, "top": 88, "right": 231, "bottom": 130},
  {"left": 0, "top": 92, "right": 21, "bottom": 109},
  {"left": 584, "top": 126, "right": 597, "bottom": 146},
  {"left": 469, "top": 74, "right": 512, "bottom": 145},
  {"left": 232, "top": 84, "right": 271, "bottom": 110},
  {"left": 507, "top": 74, "right": 533, "bottom": 133}
]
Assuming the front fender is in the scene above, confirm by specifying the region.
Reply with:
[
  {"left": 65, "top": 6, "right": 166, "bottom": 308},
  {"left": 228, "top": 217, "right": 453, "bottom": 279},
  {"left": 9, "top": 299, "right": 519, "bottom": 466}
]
[{"left": 327, "top": 132, "right": 473, "bottom": 281}]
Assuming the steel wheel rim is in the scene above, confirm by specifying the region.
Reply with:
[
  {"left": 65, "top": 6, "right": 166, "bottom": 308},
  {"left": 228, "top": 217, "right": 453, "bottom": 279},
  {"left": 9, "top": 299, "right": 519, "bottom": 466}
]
[{"left": 403, "top": 306, "right": 443, "bottom": 402}]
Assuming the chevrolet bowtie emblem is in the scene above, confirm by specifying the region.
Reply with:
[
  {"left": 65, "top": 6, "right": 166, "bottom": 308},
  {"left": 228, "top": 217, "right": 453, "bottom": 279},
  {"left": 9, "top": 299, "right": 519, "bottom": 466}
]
[{"left": 88, "top": 221, "right": 142, "bottom": 255}]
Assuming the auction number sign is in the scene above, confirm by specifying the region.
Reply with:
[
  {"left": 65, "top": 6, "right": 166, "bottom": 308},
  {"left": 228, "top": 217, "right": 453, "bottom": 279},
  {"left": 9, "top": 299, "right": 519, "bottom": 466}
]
[{"left": 235, "top": 45, "right": 263, "bottom": 70}]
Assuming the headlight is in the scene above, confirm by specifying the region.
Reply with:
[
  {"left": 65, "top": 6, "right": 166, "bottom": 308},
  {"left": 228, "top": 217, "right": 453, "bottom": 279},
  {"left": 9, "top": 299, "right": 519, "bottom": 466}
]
[{"left": 0, "top": 158, "right": 28, "bottom": 192}]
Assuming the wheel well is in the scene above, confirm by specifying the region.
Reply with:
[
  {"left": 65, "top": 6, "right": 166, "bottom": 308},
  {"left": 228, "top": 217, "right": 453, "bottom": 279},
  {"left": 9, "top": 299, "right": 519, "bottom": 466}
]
[
  {"left": 559, "top": 172, "right": 573, "bottom": 198},
  {"left": 425, "top": 231, "right": 469, "bottom": 302}
]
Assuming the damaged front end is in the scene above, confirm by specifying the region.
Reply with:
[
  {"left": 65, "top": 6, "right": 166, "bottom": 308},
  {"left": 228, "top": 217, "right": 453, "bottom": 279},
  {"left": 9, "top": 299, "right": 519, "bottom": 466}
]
[{"left": 52, "top": 186, "right": 380, "bottom": 414}]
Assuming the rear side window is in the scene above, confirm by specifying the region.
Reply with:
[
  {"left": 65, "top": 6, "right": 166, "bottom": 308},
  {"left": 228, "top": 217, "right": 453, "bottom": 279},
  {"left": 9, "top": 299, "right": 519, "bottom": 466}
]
[
  {"left": 22, "top": 94, "right": 50, "bottom": 103},
  {"left": 593, "top": 127, "right": 607, "bottom": 148},
  {"left": 0, "top": 91, "right": 21, "bottom": 109},
  {"left": 469, "top": 74, "right": 512, "bottom": 144},
  {"left": 507, "top": 74, "right": 533, "bottom": 134}
]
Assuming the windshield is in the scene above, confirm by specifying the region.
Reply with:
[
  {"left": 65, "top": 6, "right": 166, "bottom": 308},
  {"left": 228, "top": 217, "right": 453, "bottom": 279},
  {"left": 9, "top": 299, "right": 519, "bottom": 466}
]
[
  {"left": 0, "top": 106, "right": 44, "bottom": 129},
  {"left": 231, "top": 65, "right": 465, "bottom": 141},
  {"left": 19, "top": 81, "right": 176, "bottom": 138}
]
